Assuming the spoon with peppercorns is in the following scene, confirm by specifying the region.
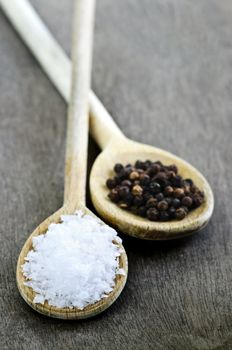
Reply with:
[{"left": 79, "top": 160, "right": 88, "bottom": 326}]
[
  {"left": 89, "top": 128, "right": 214, "bottom": 239},
  {"left": 2, "top": 0, "right": 214, "bottom": 239}
]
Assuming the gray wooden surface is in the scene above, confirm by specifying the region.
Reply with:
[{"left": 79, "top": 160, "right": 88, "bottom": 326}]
[{"left": 0, "top": 0, "right": 231, "bottom": 349}]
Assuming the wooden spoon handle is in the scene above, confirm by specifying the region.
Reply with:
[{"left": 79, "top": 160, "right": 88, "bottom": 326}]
[
  {"left": 0, "top": 0, "right": 125, "bottom": 150},
  {"left": 64, "top": 0, "right": 95, "bottom": 207}
]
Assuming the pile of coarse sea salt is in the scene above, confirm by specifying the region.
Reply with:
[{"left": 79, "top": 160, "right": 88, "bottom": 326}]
[{"left": 22, "top": 211, "right": 125, "bottom": 309}]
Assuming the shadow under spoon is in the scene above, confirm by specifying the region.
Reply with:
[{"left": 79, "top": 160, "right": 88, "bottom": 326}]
[
  {"left": 0, "top": 0, "right": 214, "bottom": 240},
  {"left": 14, "top": 0, "right": 128, "bottom": 319}
]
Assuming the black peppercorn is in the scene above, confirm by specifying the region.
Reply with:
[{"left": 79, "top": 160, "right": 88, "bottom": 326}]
[
  {"left": 191, "top": 185, "right": 198, "bottom": 193},
  {"left": 121, "top": 180, "right": 132, "bottom": 187},
  {"left": 182, "top": 196, "right": 193, "bottom": 207},
  {"left": 140, "top": 173, "right": 150, "bottom": 185},
  {"left": 108, "top": 189, "right": 120, "bottom": 203},
  {"left": 135, "top": 160, "right": 143, "bottom": 169},
  {"left": 155, "top": 193, "right": 164, "bottom": 202},
  {"left": 124, "top": 193, "right": 134, "bottom": 204},
  {"left": 146, "top": 198, "right": 158, "bottom": 208},
  {"left": 175, "top": 208, "right": 187, "bottom": 220},
  {"left": 164, "top": 185, "right": 174, "bottom": 196},
  {"left": 155, "top": 172, "right": 167, "bottom": 182},
  {"left": 172, "top": 198, "right": 181, "bottom": 208},
  {"left": 117, "top": 170, "right": 128, "bottom": 181},
  {"left": 149, "top": 163, "right": 161, "bottom": 175},
  {"left": 157, "top": 200, "right": 169, "bottom": 211},
  {"left": 192, "top": 194, "right": 204, "bottom": 207},
  {"left": 106, "top": 178, "right": 117, "bottom": 189},
  {"left": 114, "top": 163, "right": 123, "bottom": 174},
  {"left": 118, "top": 186, "right": 130, "bottom": 199},
  {"left": 149, "top": 182, "right": 161, "bottom": 194},
  {"left": 146, "top": 208, "right": 159, "bottom": 221},
  {"left": 173, "top": 188, "right": 185, "bottom": 198}
]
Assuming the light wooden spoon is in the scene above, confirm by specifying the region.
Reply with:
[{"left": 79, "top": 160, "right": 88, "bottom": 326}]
[
  {"left": 0, "top": 0, "right": 214, "bottom": 240},
  {"left": 16, "top": 0, "right": 127, "bottom": 319}
]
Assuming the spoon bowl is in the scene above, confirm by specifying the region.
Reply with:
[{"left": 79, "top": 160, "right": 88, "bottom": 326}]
[
  {"left": 17, "top": 205, "right": 128, "bottom": 319},
  {"left": 90, "top": 136, "right": 214, "bottom": 240}
]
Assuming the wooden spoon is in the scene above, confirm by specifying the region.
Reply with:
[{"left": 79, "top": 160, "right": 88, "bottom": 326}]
[
  {"left": 15, "top": 0, "right": 127, "bottom": 319},
  {"left": 0, "top": 0, "right": 214, "bottom": 240}
]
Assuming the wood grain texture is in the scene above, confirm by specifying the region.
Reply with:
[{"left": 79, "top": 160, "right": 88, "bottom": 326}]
[{"left": 0, "top": 0, "right": 232, "bottom": 348}]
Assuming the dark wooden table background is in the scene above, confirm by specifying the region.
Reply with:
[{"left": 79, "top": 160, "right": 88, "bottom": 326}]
[{"left": 0, "top": 0, "right": 231, "bottom": 349}]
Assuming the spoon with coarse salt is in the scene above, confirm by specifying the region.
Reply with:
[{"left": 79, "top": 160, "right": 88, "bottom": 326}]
[
  {"left": 0, "top": 0, "right": 214, "bottom": 240},
  {"left": 15, "top": 0, "right": 127, "bottom": 319}
]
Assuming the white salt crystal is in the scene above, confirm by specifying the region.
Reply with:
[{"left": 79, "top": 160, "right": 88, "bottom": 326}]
[{"left": 22, "top": 211, "right": 124, "bottom": 309}]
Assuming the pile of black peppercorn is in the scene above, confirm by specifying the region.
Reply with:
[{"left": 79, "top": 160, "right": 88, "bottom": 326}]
[{"left": 106, "top": 160, "right": 205, "bottom": 221}]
